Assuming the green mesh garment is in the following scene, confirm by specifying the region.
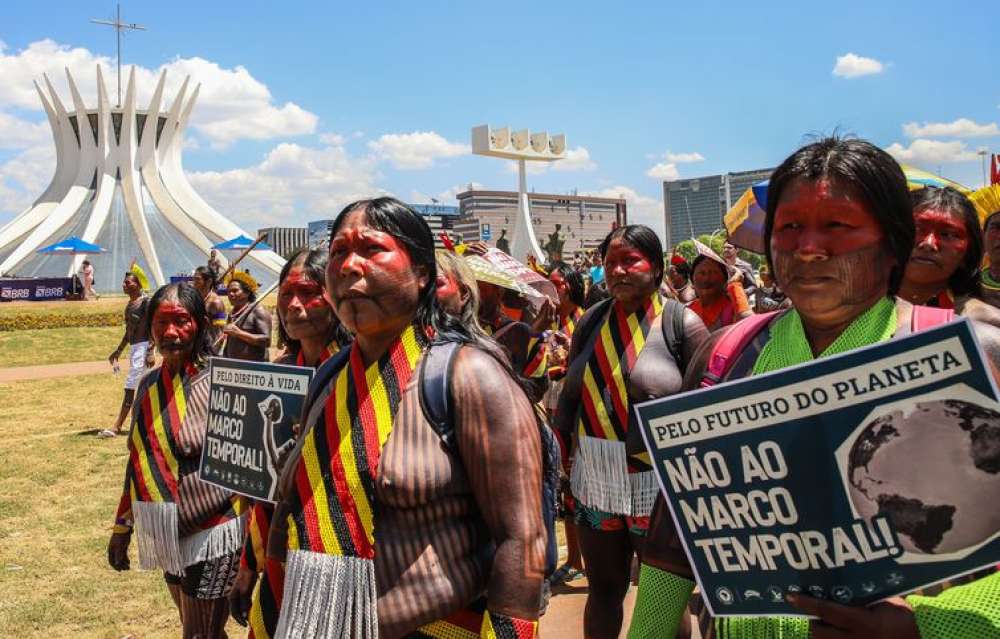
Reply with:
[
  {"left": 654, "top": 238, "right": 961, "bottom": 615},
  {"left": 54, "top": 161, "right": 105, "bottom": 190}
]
[
  {"left": 627, "top": 565, "right": 694, "bottom": 639},
  {"left": 752, "top": 297, "right": 897, "bottom": 374},
  {"left": 907, "top": 572, "right": 1000, "bottom": 638}
]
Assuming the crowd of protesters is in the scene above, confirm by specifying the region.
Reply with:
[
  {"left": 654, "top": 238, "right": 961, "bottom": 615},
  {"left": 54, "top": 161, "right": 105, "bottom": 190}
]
[{"left": 103, "top": 136, "right": 1000, "bottom": 638}]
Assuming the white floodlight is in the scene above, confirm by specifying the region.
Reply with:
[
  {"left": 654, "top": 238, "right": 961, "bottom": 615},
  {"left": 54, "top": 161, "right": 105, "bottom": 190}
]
[{"left": 471, "top": 124, "right": 567, "bottom": 262}]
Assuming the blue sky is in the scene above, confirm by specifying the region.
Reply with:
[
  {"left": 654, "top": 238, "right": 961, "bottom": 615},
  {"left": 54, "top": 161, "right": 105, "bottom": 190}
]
[{"left": 1, "top": 1, "right": 997, "bottom": 241}]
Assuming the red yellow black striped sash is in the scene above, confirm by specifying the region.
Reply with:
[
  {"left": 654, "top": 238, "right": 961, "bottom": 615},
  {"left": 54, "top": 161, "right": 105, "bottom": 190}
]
[
  {"left": 286, "top": 325, "right": 423, "bottom": 558},
  {"left": 248, "top": 503, "right": 282, "bottom": 639},
  {"left": 560, "top": 306, "right": 584, "bottom": 337},
  {"left": 245, "top": 344, "right": 337, "bottom": 638},
  {"left": 578, "top": 294, "right": 663, "bottom": 441},
  {"left": 127, "top": 363, "right": 199, "bottom": 503}
]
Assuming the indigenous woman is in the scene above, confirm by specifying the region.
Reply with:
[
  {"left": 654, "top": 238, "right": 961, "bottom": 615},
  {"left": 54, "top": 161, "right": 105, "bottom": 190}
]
[
  {"left": 688, "top": 243, "right": 752, "bottom": 331},
  {"left": 664, "top": 254, "right": 696, "bottom": 304},
  {"left": 268, "top": 197, "right": 546, "bottom": 638},
  {"left": 193, "top": 266, "right": 228, "bottom": 350},
  {"left": 976, "top": 187, "right": 1000, "bottom": 308},
  {"left": 543, "top": 261, "right": 586, "bottom": 585},
  {"left": 107, "top": 282, "right": 245, "bottom": 638},
  {"left": 477, "top": 278, "right": 550, "bottom": 403},
  {"left": 434, "top": 250, "right": 482, "bottom": 329},
  {"left": 229, "top": 248, "right": 350, "bottom": 639},
  {"left": 553, "top": 224, "right": 709, "bottom": 639},
  {"left": 630, "top": 137, "right": 1000, "bottom": 639},
  {"left": 223, "top": 272, "right": 272, "bottom": 362},
  {"left": 899, "top": 186, "right": 1000, "bottom": 327}
]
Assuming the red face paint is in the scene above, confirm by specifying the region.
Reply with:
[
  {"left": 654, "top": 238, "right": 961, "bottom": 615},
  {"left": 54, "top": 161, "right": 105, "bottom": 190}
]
[
  {"left": 152, "top": 301, "right": 197, "bottom": 366},
  {"left": 279, "top": 266, "right": 333, "bottom": 341},
  {"left": 326, "top": 209, "right": 424, "bottom": 335},
  {"left": 904, "top": 207, "right": 969, "bottom": 286},
  {"left": 435, "top": 272, "right": 463, "bottom": 315},
  {"left": 604, "top": 238, "right": 658, "bottom": 308},
  {"left": 692, "top": 259, "right": 727, "bottom": 298},
  {"left": 549, "top": 270, "right": 570, "bottom": 305},
  {"left": 771, "top": 178, "right": 893, "bottom": 323}
]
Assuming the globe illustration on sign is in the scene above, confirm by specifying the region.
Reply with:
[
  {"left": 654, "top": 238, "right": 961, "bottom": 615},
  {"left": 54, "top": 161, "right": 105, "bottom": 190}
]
[{"left": 845, "top": 397, "right": 1000, "bottom": 556}]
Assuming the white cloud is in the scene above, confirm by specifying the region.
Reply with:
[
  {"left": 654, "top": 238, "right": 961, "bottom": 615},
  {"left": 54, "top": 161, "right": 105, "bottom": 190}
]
[
  {"left": 367, "top": 131, "right": 469, "bottom": 169},
  {"left": 186, "top": 138, "right": 382, "bottom": 229},
  {"left": 552, "top": 146, "right": 597, "bottom": 172},
  {"left": 663, "top": 151, "right": 705, "bottom": 163},
  {"left": 319, "top": 132, "right": 346, "bottom": 146},
  {"left": 646, "top": 162, "right": 680, "bottom": 181},
  {"left": 645, "top": 150, "right": 703, "bottom": 181},
  {"left": 0, "top": 145, "right": 56, "bottom": 217},
  {"left": 0, "top": 110, "right": 50, "bottom": 149},
  {"left": 437, "top": 182, "right": 486, "bottom": 203},
  {"left": 885, "top": 139, "right": 980, "bottom": 164},
  {"left": 832, "top": 53, "right": 885, "bottom": 79},
  {"left": 0, "top": 39, "right": 317, "bottom": 148},
  {"left": 903, "top": 118, "right": 1000, "bottom": 139},
  {"left": 581, "top": 185, "right": 665, "bottom": 241}
]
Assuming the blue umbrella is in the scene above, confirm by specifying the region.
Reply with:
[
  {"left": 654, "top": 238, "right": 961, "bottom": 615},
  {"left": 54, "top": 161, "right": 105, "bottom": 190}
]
[
  {"left": 212, "top": 235, "right": 272, "bottom": 252},
  {"left": 37, "top": 236, "right": 107, "bottom": 254}
]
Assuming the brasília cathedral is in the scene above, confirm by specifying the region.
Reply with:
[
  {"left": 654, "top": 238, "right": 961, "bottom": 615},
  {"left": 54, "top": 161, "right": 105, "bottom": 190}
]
[{"left": 0, "top": 66, "right": 285, "bottom": 293}]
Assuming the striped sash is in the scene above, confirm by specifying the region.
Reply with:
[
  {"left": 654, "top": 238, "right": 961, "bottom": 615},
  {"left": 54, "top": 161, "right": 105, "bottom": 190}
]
[
  {"left": 559, "top": 306, "right": 584, "bottom": 337},
  {"left": 248, "top": 343, "right": 339, "bottom": 639},
  {"left": 127, "top": 363, "right": 244, "bottom": 574},
  {"left": 276, "top": 326, "right": 423, "bottom": 639},
  {"left": 571, "top": 293, "right": 663, "bottom": 516}
]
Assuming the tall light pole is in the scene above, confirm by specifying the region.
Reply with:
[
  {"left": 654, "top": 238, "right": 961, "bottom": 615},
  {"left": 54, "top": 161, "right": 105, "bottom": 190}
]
[
  {"left": 471, "top": 125, "right": 566, "bottom": 263},
  {"left": 980, "top": 148, "right": 990, "bottom": 188},
  {"left": 91, "top": 3, "right": 146, "bottom": 107}
]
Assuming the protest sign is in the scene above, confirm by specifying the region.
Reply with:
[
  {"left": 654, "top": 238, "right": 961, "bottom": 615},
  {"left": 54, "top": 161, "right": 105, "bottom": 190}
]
[
  {"left": 636, "top": 319, "right": 1000, "bottom": 617},
  {"left": 199, "top": 358, "right": 313, "bottom": 502}
]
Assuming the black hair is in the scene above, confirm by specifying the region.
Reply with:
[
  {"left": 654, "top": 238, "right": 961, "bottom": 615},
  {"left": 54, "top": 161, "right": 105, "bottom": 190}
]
[
  {"left": 765, "top": 136, "right": 913, "bottom": 296},
  {"left": 671, "top": 261, "right": 692, "bottom": 281},
  {"left": 228, "top": 278, "right": 257, "bottom": 303},
  {"left": 123, "top": 271, "right": 140, "bottom": 286},
  {"left": 276, "top": 247, "right": 351, "bottom": 354},
  {"left": 146, "top": 282, "right": 213, "bottom": 367},
  {"left": 597, "top": 224, "right": 665, "bottom": 286},
  {"left": 194, "top": 265, "right": 218, "bottom": 288},
  {"left": 911, "top": 187, "right": 983, "bottom": 297},
  {"left": 549, "top": 260, "right": 586, "bottom": 308}
]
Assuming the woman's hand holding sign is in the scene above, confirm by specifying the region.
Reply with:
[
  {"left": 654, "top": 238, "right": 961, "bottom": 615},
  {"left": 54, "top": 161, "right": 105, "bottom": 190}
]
[{"left": 787, "top": 593, "right": 919, "bottom": 639}]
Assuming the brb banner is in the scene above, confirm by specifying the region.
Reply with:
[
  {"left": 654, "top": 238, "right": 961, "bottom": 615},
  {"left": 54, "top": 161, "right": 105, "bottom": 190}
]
[
  {"left": 0, "top": 277, "right": 72, "bottom": 301},
  {"left": 636, "top": 319, "right": 1000, "bottom": 617},
  {"left": 199, "top": 357, "right": 314, "bottom": 502}
]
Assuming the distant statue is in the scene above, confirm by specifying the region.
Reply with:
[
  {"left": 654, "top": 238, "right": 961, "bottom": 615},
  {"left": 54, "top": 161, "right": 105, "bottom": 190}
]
[
  {"left": 496, "top": 228, "right": 510, "bottom": 254},
  {"left": 544, "top": 224, "right": 566, "bottom": 263}
]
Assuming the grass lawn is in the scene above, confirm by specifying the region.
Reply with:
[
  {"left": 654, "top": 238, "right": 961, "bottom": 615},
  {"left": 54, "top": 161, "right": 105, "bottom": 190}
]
[
  {"left": 0, "top": 373, "right": 237, "bottom": 637},
  {"left": 0, "top": 326, "right": 124, "bottom": 368}
]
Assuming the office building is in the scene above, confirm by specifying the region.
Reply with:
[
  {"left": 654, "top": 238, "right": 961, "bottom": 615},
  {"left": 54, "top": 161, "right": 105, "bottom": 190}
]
[
  {"left": 258, "top": 227, "right": 309, "bottom": 259},
  {"left": 307, "top": 204, "right": 462, "bottom": 252},
  {"left": 662, "top": 167, "right": 773, "bottom": 249},
  {"left": 455, "top": 190, "right": 627, "bottom": 260}
]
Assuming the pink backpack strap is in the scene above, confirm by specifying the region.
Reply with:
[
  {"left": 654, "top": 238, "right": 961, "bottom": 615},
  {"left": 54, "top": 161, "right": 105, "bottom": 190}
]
[
  {"left": 910, "top": 305, "right": 955, "bottom": 332},
  {"left": 700, "top": 311, "right": 779, "bottom": 388}
]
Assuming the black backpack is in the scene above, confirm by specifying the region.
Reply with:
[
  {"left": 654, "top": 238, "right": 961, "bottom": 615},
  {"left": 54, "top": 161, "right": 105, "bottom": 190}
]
[{"left": 303, "top": 341, "right": 562, "bottom": 579}]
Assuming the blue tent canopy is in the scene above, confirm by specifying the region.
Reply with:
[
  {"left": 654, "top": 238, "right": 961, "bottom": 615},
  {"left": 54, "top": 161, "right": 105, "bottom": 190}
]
[
  {"left": 212, "top": 235, "right": 272, "bottom": 251},
  {"left": 36, "top": 236, "right": 107, "bottom": 254}
]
